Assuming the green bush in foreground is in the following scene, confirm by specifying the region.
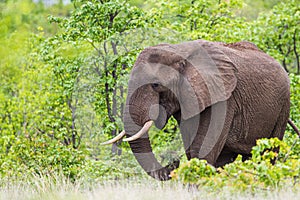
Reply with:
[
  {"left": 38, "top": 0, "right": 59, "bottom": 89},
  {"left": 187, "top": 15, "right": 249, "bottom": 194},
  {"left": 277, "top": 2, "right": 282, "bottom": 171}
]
[
  {"left": 0, "top": 132, "right": 145, "bottom": 182},
  {"left": 0, "top": 133, "right": 87, "bottom": 181},
  {"left": 172, "top": 134, "right": 300, "bottom": 192}
]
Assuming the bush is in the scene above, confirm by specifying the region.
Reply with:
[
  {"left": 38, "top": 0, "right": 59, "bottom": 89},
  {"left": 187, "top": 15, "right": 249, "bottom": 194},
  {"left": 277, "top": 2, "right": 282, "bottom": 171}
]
[
  {"left": 172, "top": 135, "right": 300, "bottom": 192},
  {"left": 0, "top": 133, "right": 87, "bottom": 181}
]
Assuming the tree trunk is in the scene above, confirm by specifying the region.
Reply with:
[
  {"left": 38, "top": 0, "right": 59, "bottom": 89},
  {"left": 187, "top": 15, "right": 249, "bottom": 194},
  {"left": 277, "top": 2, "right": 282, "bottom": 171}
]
[{"left": 293, "top": 29, "right": 299, "bottom": 74}]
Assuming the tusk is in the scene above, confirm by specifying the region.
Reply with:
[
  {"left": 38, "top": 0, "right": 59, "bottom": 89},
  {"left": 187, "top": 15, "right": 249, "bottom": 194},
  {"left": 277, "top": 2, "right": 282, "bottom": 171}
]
[
  {"left": 101, "top": 130, "right": 126, "bottom": 145},
  {"left": 123, "top": 121, "right": 153, "bottom": 142}
]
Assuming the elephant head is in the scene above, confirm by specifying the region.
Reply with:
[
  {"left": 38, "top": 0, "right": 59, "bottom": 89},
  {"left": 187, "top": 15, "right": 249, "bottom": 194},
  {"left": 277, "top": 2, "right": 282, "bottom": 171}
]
[{"left": 104, "top": 40, "right": 237, "bottom": 180}]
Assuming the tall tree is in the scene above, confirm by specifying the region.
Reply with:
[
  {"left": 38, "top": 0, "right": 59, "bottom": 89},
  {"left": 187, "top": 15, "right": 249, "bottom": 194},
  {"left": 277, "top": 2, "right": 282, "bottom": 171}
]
[
  {"left": 151, "top": 0, "right": 247, "bottom": 42},
  {"left": 251, "top": 0, "right": 299, "bottom": 74},
  {"left": 45, "top": 0, "right": 152, "bottom": 153}
]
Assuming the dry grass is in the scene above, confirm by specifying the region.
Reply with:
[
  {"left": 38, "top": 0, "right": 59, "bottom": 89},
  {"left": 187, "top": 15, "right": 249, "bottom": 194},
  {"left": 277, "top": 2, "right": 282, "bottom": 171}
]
[{"left": 1, "top": 176, "right": 300, "bottom": 200}]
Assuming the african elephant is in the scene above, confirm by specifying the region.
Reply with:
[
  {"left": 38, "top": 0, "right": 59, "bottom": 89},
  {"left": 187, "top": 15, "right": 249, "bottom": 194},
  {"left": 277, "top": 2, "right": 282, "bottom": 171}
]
[{"left": 103, "top": 40, "right": 290, "bottom": 181}]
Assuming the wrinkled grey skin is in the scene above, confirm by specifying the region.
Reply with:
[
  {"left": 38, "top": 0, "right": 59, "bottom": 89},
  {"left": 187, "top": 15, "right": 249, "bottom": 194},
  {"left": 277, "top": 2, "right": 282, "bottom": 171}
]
[{"left": 123, "top": 40, "right": 290, "bottom": 181}]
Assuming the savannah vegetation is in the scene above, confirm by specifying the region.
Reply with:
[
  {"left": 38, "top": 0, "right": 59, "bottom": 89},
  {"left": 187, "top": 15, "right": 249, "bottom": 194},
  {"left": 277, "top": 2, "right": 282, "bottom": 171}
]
[{"left": 0, "top": 0, "right": 299, "bottom": 199}]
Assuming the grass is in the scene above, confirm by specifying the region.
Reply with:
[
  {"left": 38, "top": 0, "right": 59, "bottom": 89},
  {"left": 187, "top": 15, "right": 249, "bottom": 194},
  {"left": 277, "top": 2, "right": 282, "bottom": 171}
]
[{"left": 1, "top": 174, "right": 300, "bottom": 200}]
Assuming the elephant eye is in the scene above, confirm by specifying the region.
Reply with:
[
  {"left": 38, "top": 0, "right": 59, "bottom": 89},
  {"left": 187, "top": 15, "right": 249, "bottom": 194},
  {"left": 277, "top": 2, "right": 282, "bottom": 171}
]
[{"left": 151, "top": 83, "right": 161, "bottom": 89}]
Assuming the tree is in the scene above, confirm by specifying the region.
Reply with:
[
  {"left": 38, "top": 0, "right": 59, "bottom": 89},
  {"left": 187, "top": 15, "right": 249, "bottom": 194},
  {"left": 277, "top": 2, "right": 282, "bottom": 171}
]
[
  {"left": 0, "top": 0, "right": 45, "bottom": 160},
  {"left": 239, "top": 0, "right": 287, "bottom": 20},
  {"left": 44, "top": 0, "right": 152, "bottom": 154},
  {"left": 152, "top": 0, "right": 247, "bottom": 42},
  {"left": 251, "top": 0, "right": 299, "bottom": 74},
  {"left": 0, "top": 0, "right": 88, "bottom": 179}
]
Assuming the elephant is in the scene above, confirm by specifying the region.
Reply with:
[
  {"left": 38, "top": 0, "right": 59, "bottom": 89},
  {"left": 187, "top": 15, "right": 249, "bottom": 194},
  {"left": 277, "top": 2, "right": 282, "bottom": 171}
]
[{"left": 103, "top": 40, "right": 291, "bottom": 181}]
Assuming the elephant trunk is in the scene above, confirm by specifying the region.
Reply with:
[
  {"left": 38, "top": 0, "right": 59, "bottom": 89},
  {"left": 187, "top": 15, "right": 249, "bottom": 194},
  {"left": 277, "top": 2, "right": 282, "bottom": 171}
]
[{"left": 124, "top": 106, "right": 179, "bottom": 181}]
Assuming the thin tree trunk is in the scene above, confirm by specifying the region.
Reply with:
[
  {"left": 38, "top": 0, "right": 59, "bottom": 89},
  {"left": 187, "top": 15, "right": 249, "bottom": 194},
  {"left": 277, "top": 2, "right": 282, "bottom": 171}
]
[
  {"left": 282, "top": 58, "right": 288, "bottom": 73},
  {"left": 278, "top": 44, "right": 291, "bottom": 73},
  {"left": 293, "top": 29, "right": 299, "bottom": 74},
  {"left": 111, "top": 41, "right": 122, "bottom": 155}
]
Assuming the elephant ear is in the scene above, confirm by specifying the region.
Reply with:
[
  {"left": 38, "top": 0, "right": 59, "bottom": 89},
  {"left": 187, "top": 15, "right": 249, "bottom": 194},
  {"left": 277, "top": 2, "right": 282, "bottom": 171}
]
[{"left": 174, "top": 40, "right": 237, "bottom": 120}]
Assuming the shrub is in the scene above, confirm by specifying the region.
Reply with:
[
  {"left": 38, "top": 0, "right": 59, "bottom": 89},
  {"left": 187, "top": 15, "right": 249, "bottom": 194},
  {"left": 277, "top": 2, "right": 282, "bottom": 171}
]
[{"left": 172, "top": 136, "right": 300, "bottom": 192}]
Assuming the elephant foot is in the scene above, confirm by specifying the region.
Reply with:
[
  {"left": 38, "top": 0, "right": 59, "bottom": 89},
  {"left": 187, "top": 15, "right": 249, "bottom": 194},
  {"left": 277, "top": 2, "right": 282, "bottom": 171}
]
[{"left": 215, "top": 150, "right": 238, "bottom": 168}]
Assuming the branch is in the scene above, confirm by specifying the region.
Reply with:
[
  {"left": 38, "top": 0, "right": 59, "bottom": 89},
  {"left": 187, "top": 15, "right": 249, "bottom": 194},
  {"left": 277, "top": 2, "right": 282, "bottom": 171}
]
[
  {"left": 86, "top": 39, "right": 104, "bottom": 59},
  {"left": 278, "top": 33, "right": 292, "bottom": 72},
  {"left": 293, "top": 28, "right": 299, "bottom": 74},
  {"left": 205, "top": 15, "right": 222, "bottom": 33},
  {"left": 93, "top": 61, "right": 102, "bottom": 76},
  {"left": 70, "top": 97, "right": 80, "bottom": 149},
  {"left": 103, "top": 41, "right": 108, "bottom": 55},
  {"left": 111, "top": 41, "right": 118, "bottom": 55},
  {"left": 119, "top": 18, "right": 136, "bottom": 33},
  {"left": 122, "top": 43, "right": 129, "bottom": 53},
  {"left": 109, "top": 10, "right": 121, "bottom": 29},
  {"left": 104, "top": 61, "right": 114, "bottom": 123}
]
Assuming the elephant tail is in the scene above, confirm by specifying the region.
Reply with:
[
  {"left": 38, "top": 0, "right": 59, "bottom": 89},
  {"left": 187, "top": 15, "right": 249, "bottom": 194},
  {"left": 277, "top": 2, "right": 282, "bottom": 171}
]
[{"left": 288, "top": 118, "right": 300, "bottom": 137}]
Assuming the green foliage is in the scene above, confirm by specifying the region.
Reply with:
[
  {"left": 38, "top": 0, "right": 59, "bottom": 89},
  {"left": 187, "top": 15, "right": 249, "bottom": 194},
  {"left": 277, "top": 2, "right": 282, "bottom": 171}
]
[
  {"left": 0, "top": 0, "right": 85, "bottom": 181},
  {"left": 0, "top": 133, "right": 87, "bottom": 181},
  {"left": 240, "top": 0, "right": 286, "bottom": 19},
  {"left": 151, "top": 0, "right": 248, "bottom": 42},
  {"left": 290, "top": 74, "right": 300, "bottom": 123},
  {"left": 149, "top": 117, "right": 184, "bottom": 165},
  {"left": 171, "top": 159, "right": 216, "bottom": 184},
  {"left": 80, "top": 152, "right": 147, "bottom": 181},
  {"left": 148, "top": 0, "right": 299, "bottom": 73},
  {"left": 0, "top": 0, "right": 150, "bottom": 182},
  {"left": 172, "top": 135, "right": 300, "bottom": 192},
  {"left": 45, "top": 0, "right": 153, "bottom": 143},
  {"left": 50, "top": 0, "right": 148, "bottom": 42},
  {"left": 0, "top": 132, "right": 143, "bottom": 182},
  {"left": 0, "top": 0, "right": 300, "bottom": 193},
  {"left": 250, "top": 0, "right": 300, "bottom": 73}
]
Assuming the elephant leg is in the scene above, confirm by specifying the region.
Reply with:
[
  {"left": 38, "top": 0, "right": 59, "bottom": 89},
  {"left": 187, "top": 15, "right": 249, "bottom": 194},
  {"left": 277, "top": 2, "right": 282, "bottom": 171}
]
[
  {"left": 180, "top": 100, "right": 235, "bottom": 166},
  {"left": 179, "top": 113, "right": 201, "bottom": 160},
  {"left": 199, "top": 101, "right": 235, "bottom": 165},
  {"left": 215, "top": 150, "right": 251, "bottom": 167},
  {"left": 241, "top": 153, "right": 251, "bottom": 161},
  {"left": 269, "top": 101, "right": 290, "bottom": 165},
  {"left": 270, "top": 101, "right": 290, "bottom": 140},
  {"left": 215, "top": 147, "right": 238, "bottom": 167}
]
